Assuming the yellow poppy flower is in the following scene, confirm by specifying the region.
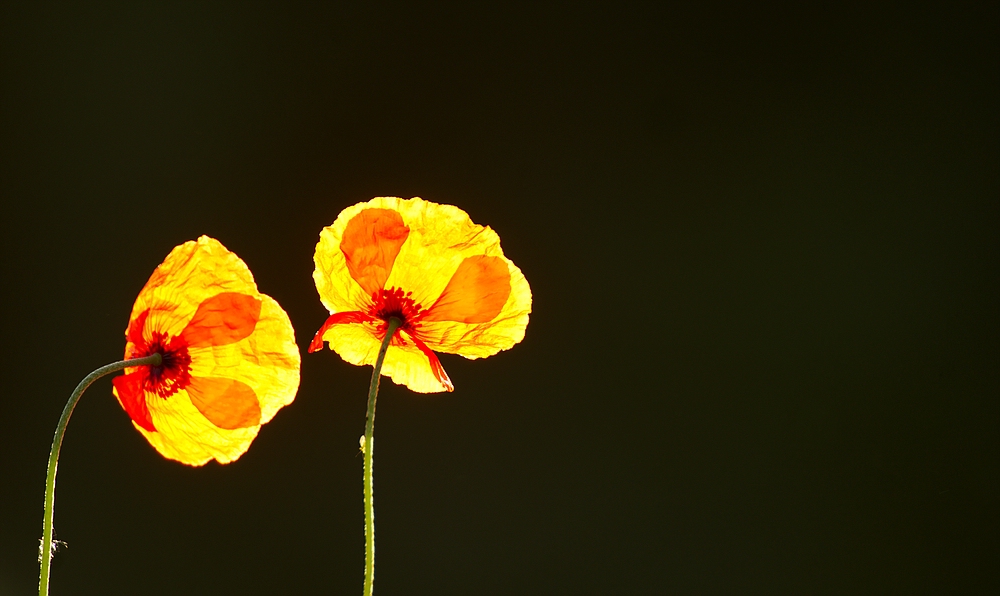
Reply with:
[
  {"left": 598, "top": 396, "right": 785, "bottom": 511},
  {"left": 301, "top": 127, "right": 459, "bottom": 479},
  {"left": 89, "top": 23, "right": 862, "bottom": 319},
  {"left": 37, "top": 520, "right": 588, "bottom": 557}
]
[
  {"left": 309, "top": 197, "right": 532, "bottom": 392},
  {"left": 112, "top": 236, "right": 301, "bottom": 465}
]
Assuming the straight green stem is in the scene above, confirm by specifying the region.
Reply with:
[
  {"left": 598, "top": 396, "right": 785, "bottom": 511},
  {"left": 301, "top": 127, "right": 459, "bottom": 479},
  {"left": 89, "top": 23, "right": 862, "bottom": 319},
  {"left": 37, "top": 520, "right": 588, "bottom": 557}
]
[
  {"left": 39, "top": 353, "right": 162, "bottom": 596},
  {"left": 363, "top": 317, "right": 402, "bottom": 596}
]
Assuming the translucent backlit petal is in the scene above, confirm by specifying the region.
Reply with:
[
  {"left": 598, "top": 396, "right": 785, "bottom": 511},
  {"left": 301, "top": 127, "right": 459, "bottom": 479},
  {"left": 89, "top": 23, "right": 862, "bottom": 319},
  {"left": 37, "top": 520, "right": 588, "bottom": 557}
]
[
  {"left": 126, "top": 310, "right": 150, "bottom": 347},
  {"left": 319, "top": 322, "right": 454, "bottom": 393},
  {"left": 341, "top": 208, "right": 409, "bottom": 296},
  {"left": 111, "top": 372, "right": 155, "bottom": 432},
  {"left": 407, "top": 332, "right": 454, "bottom": 391},
  {"left": 308, "top": 311, "right": 373, "bottom": 353},
  {"left": 186, "top": 376, "right": 261, "bottom": 430},
  {"left": 420, "top": 254, "right": 531, "bottom": 359},
  {"left": 424, "top": 255, "right": 511, "bottom": 323},
  {"left": 314, "top": 203, "right": 400, "bottom": 316},
  {"left": 115, "top": 236, "right": 301, "bottom": 466},
  {"left": 137, "top": 386, "right": 262, "bottom": 466},
  {"left": 128, "top": 236, "right": 258, "bottom": 341},
  {"left": 380, "top": 197, "right": 507, "bottom": 309},
  {"left": 180, "top": 292, "right": 261, "bottom": 347},
  {"left": 186, "top": 294, "right": 300, "bottom": 426}
]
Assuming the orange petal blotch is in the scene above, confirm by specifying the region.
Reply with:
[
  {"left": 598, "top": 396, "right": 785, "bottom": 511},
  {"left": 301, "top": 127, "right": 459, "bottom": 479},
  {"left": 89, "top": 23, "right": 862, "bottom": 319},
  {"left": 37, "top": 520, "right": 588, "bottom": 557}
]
[
  {"left": 186, "top": 376, "right": 262, "bottom": 430},
  {"left": 341, "top": 208, "right": 410, "bottom": 296},
  {"left": 180, "top": 292, "right": 262, "bottom": 348},
  {"left": 425, "top": 255, "right": 512, "bottom": 323}
]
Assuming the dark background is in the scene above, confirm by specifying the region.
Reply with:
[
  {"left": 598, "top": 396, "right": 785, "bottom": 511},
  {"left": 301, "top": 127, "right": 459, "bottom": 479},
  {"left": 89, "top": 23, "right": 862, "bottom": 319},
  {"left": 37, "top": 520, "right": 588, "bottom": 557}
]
[{"left": 1, "top": 2, "right": 996, "bottom": 594}]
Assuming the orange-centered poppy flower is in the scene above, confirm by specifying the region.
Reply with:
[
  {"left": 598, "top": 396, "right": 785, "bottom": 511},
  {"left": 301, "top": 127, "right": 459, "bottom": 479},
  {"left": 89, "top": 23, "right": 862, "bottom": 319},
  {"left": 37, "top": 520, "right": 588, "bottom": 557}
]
[
  {"left": 309, "top": 197, "right": 531, "bottom": 393},
  {"left": 112, "top": 236, "right": 301, "bottom": 465}
]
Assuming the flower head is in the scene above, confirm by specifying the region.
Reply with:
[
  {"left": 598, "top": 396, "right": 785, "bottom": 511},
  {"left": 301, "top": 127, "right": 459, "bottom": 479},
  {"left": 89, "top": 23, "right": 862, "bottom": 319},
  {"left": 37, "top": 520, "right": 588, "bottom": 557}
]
[
  {"left": 309, "top": 197, "right": 531, "bottom": 392},
  {"left": 113, "top": 236, "right": 301, "bottom": 465}
]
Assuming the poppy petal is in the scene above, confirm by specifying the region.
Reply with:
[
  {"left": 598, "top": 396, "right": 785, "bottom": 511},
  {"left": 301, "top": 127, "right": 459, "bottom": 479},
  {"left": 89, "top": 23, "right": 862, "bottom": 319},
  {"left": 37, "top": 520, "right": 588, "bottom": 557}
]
[
  {"left": 128, "top": 236, "right": 260, "bottom": 340},
  {"left": 112, "top": 372, "right": 156, "bottom": 432},
  {"left": 379, "top": 198, "right": 503, "bottom": 309},
  {"left": 126, "top": 309, "right": 150, "bottom": 347},
  {"left": 341, "top": 208, "right": 410, "bottom": 296},
  {"left": 180, "top": 292, "right": 262, "bottom": 348},
  {"left": 319, "top": 321, "right": 452, "bottom": 393},
  {"left": 186, "top": 376, "right": 261, "bottom": 430},
  {"left": 309, "top": 311, "right": 374, "bottom": 353},
  {"left": 183, "top": 294, "right": 300, "bottom": 424},
  {"left": 424, "top": 255, "right": 511, "bottom": 323},
  {"left": 406, "top": 332, "right": 454, "bottom": 392}
]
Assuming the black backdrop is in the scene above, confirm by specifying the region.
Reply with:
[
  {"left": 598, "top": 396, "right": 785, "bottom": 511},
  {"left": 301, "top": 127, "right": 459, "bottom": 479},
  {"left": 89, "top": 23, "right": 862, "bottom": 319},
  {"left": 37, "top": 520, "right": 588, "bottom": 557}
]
[{"left": 1, "top": 2, "right": 996, "bottom": 594}]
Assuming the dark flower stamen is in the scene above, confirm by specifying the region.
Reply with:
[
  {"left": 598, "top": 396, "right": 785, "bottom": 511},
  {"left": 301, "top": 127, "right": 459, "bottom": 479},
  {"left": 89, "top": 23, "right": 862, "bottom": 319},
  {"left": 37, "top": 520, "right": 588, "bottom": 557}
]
[
  {"left": 367, "top": 287, "right": 427, "bottom": 341},
  {"left": 136, "top": 331, "right": 191, "bottom": 399}
]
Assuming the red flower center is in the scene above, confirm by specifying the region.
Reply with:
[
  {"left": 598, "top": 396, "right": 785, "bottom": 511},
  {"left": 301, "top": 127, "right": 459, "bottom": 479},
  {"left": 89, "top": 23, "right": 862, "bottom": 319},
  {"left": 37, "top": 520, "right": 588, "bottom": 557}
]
[
  {"left": 135, "top": 331, "right": 192, "bottom": 399},
  {"left": 367, "top": 287, "right": 427, "bottom": 339}
]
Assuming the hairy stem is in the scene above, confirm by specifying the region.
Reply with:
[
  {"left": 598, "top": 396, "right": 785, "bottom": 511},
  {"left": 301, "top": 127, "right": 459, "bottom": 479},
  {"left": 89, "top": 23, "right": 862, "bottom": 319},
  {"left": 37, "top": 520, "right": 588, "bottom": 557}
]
[
  {"left": 39, "top": 353, "right": 162, "bottom": 596},
  {"left": 363, "top": 317, "right": 402, "bottom": 596}
]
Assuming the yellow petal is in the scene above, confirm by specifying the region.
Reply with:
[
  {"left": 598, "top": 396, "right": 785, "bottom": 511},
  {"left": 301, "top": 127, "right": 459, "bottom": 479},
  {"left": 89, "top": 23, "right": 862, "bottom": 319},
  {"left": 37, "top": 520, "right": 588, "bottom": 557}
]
[
  {"left": 137, "top": 386, "right": 262, "bottom": 465},
  {"left": 420, "top": 253, "right": 531, "bottom": 359},
  {"left": 187, "top": 294, "right": 300, "bottom": 425},
  {"left": 320, "top": 321, "right": 452, "bottom": 393},
  {"left": 128, "top": 236, "right": 257, "bottom": 341}
]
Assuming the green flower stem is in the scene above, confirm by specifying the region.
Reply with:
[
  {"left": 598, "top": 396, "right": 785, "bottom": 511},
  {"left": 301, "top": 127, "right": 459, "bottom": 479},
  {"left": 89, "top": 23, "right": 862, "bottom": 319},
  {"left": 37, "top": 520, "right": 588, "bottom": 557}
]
[
  {"left": 39, "top": 353, "right": 162, "bottom": 596},
  {"left": 363, "top": 317, "right": 402, "bottom": 596}
]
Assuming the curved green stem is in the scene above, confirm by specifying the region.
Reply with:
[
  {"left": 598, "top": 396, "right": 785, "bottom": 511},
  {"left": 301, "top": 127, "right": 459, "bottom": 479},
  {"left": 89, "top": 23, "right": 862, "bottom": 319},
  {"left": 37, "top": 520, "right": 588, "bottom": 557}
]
[
  {"left": 39, "top": 353, "right": 162, "bottom": 596},
  {"left": 363, "top": 317, "right": 402, "bottom": 596}
]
